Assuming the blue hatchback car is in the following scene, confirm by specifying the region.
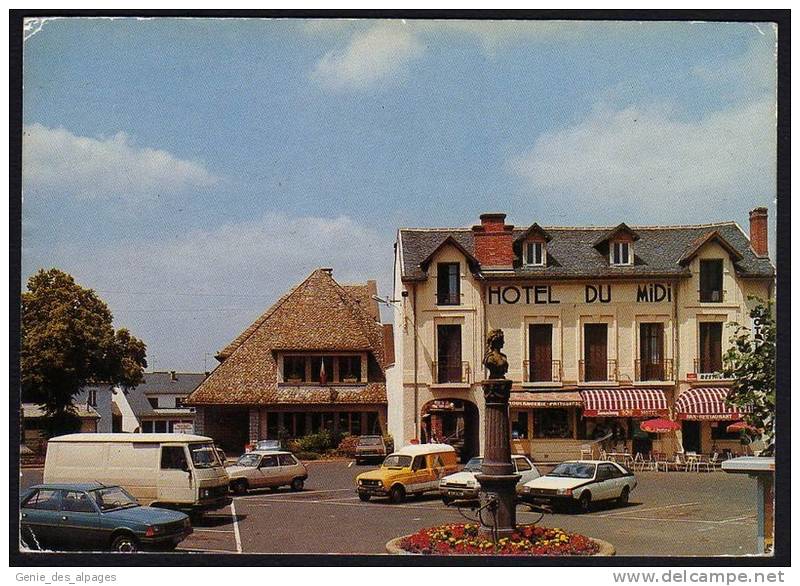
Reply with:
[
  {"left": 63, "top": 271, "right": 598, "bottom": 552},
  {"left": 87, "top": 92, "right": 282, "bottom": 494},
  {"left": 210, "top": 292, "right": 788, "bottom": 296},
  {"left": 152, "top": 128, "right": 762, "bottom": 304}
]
[{"left": 20, "top": 483, "right": 192, "bottom": 552}]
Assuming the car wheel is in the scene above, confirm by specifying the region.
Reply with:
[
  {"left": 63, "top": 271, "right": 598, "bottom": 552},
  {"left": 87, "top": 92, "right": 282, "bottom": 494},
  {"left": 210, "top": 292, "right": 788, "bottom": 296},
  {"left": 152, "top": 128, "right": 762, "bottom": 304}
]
[
  {"left": 231, "top": 479, "right": 248, "bottom": 495},
  {"left": 617, "top": 486, "right": 630, "bottom": 506},
  {"left": 358, "top": 493, "right": 371, "bottom": 502},
  {"left": 577, "top": 491, "right": 592, "bottom": 514},
  {"left": 389, "top": 484, "right": 406, "bottom": 504},
  {"left": 111, "top": 533, "right": 139, "bottom": 553},
  {"left": 290, "top": 477, "right": 304, "bottom": 492}
]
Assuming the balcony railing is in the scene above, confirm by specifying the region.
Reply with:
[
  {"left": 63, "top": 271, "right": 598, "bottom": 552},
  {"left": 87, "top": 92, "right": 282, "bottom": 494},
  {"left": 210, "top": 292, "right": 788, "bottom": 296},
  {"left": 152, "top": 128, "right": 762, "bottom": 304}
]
[
  {"left": 522, "top": 360, "right": 562, "bottom": 383},
  {"left": 579, "top": 359, "right": 618, "bottom": 383},
  {"left": 693, "top": 358, "right": 731, "bottom": 380},
  {"left": 432, "top": 361, "right": 471, "bottom": 384},
  {"left": 635, "top": 359, "right": 674, "bottom": 382}
]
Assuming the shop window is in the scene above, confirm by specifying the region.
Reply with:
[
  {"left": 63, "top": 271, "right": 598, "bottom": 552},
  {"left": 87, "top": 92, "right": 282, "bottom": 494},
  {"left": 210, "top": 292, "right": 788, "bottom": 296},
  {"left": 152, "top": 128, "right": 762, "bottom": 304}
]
[
  {"left": 311, "top": 413, "right": 322, "bottom": 434},
  {"left": 367, "top": 412, "right": 379, "bottom": 434},
  {"left": 338, "top": 412, "right": 349, "bottom": 434},
  {"left": 142, "top": 421, "right": 153, "bottom": 433},
  {"left": 639, "top": 323, "right": 665, "bottom": 380},
  {"left": 528, "top": 324, "right": 553, "bottom": 382},
  {"left": 610, "top": 241, "right": 632, "bottom": 265},
  {"left": 511, "top": 411, "right": 528, "bottom": 439},
  {"left": 338, "top": 356, "right": 361, "bottom": 382},
  {"left": 322, "top": 412, "right": 335, "bottom": 432},
  {"left": 525, "top": 241, "right": 546, "bottom": 266},
  {"left": 699, "top": 259, "right": 724, "bottom": 302},
  {"left": 154, "top": 420, "right": 167, "bottom": 433},
  {"left": 711, "top": 422, "right": 742, "bottom": 440},
  {"left": 267, "top": 412, "right": 279, "bottom": 438},
  {"left": 436, "top": 263, "right": 460, "bottom": 305},
  {"left": 436, "top": 324, "right": 463, "bottom": 383},
  {"left": 283, "top": 356, "right": 307, "bottom": 383},
  {"left": 310, "top": 356, "right": 334, "bottom": 384},
  {"left": 350, "top": 412, "right": 362, "bottom": 435},
  {"left": 699, "top": 322, "right": 723, "bottom": 373},
  {"left": 534, "top": 409, "right": 573, "bottom": 439}
]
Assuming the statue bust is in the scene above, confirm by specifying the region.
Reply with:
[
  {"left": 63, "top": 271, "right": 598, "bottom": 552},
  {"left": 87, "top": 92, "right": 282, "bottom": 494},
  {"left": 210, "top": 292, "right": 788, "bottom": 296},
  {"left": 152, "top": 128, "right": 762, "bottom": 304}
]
[{"left": 483, "top": 329, "right": 509, "bottom": 379}]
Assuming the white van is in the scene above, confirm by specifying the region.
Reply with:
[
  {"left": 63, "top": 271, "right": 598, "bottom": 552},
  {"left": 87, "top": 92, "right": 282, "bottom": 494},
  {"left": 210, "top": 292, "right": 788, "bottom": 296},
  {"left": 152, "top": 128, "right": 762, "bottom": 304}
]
[{"left": 44, "top": 433, "right": 231, "bottom": 515}]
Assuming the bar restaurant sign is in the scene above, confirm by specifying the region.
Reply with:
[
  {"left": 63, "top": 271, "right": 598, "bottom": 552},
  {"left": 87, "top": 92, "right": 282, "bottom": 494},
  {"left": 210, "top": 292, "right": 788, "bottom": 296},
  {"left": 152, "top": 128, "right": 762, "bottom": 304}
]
[{"left": 487, "top": 283, "right": 674, "bottom": 305}]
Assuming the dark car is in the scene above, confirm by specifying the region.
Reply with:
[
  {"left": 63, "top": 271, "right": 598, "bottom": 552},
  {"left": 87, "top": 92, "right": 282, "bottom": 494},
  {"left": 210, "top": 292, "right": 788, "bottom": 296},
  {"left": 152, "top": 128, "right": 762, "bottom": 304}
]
[
  {"left": 20, "top": 483, "right": 192, "bottom": 552},
  {"left": 354, "top": 435, "right": 387, "bottom": 464}
]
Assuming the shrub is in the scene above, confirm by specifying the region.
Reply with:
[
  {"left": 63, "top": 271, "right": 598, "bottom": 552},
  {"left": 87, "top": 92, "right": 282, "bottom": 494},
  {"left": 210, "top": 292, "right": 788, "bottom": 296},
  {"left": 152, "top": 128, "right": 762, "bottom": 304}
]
[
  {"left": 383, "top": 433, "right": 394, "bottom": 453},
  {"left": 294, "top": 451, "right": 321, "bottom": 461},
  {"left": 337, "top": 434, "right": 360, "bottom": 457},
  {"left": 294, "top": 431, "right": 333, "bottom": 454}
]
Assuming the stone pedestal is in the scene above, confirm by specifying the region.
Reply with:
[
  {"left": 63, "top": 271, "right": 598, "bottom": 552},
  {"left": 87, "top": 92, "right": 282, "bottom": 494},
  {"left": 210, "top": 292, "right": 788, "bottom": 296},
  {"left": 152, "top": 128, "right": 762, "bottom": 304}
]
[{"left": 476, "top": 378, "right": 520, "bottom": 539}]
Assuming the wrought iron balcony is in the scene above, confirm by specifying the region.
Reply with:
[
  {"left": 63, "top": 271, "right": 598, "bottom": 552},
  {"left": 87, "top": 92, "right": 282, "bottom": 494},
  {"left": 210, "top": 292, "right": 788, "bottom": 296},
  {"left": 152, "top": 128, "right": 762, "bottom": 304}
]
[
  {"left": 578, "top": 359, "right": 618, "bottom": 383},
  {"left": 522, "top": 360, "right": 562, "bottom": 383},
  {"left": 635, "top": 359, "right": 674, "bottom": 381},
  {"left": 432, "top": 361, "right": 471, "bottom": 384}
]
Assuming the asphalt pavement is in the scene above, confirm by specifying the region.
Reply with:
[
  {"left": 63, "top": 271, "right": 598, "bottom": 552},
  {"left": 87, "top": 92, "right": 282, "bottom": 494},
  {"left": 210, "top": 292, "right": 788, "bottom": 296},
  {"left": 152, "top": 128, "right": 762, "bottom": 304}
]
[{"left": 19, "top": 460, "right": 760, "bottom": 556}]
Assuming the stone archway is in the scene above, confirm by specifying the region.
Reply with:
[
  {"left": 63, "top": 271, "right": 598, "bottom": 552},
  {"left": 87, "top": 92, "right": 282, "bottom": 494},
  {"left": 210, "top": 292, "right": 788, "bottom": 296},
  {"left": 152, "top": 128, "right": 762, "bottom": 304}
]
[{"left": 421, "top": 398, "right": 479, "bottom": 463}]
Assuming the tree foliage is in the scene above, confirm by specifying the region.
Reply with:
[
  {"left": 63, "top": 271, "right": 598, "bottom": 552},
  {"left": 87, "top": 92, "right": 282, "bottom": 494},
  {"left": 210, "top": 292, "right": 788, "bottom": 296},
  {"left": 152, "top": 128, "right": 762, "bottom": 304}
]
[
  {"left": 21, "top": 268, "right": 147, "bottom": 435},
  {"left": 722, "top": 298, "right": 776, "bottom": 444}
]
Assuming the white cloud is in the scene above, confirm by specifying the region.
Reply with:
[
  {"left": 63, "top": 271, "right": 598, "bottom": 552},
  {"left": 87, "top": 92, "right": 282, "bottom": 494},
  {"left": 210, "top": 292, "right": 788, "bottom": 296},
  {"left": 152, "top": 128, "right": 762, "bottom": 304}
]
[
  {"left": 25, "top": 213, "right": 393, "bottom": 370},
  {"left": 22, "top": 123, "right": 218, "bottom": 200},
  {"left": 310, "top": 21, "right": 424, "bottom": 91},
  {"left": 509, "top": 96, "right": 776, "bottom": 222}
]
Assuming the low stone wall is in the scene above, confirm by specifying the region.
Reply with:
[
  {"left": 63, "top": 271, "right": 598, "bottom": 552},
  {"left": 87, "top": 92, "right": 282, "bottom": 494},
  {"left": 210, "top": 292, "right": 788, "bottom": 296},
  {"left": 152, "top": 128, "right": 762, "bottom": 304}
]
[{"left": 385, "top": 534, "right": 616, "bottom": 556}]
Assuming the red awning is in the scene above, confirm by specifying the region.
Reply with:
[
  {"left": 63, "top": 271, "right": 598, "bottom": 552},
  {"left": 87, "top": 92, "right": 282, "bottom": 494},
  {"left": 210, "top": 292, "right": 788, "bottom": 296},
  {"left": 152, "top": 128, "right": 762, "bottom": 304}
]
[
  {"left": 580, "top": 388, "right": 669, "bottom": 417},
  {"left": 675, "top": 387, "right": 750, "bottom": 421}
]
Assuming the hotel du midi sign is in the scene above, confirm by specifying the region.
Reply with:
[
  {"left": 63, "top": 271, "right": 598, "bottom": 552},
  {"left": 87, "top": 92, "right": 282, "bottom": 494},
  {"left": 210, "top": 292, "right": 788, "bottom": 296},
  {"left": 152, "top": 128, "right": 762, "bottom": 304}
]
[{"left": 486, "top": 283, "right": 674, "bottom": 305}]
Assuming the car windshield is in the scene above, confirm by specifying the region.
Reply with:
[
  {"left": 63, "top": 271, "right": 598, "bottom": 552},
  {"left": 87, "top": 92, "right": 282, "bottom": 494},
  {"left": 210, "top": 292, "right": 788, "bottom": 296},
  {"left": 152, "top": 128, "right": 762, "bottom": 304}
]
[
  {"left": 236, "top": 453, "right": 261, "bottom": 467},
  {"left": 90, "top": 486, "right": 139, "bottom": 512},
  {"left": 548, "top": 462, "right": 596, "bottom": 479},
  {"left": 382, "top": 455, "right": 412, "bottom": 468},
  {"left": 189, "top": 443, "right": 220, "bottom": 468},
  {"left": 463, "top": 457, "right": 484, "bottom": 472},
  {"left": 358, "top": 436, "right": 382, "bottom": 446}
]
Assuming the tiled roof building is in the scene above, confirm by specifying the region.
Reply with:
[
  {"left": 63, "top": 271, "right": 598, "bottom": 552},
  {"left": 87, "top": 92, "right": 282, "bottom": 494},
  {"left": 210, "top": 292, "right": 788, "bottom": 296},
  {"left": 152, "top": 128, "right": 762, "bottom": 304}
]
[{"left": 186, "top": 268, "right": 390, "bottom": 453}]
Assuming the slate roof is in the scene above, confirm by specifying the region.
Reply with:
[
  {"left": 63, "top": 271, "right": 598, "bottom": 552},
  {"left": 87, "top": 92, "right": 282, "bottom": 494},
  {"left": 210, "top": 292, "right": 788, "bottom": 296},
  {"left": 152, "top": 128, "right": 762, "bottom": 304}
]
[
  {"left": 136, "top": 372, "right": 208, "bottom": 395},
  {"left": 22, "top": 403, "right": 100, "bottom": 419},
  {"left": 186, "top": 269, "right": 387, "bottom": 406},
  {"left": 398, "top": 222, "right": 774, "bottom": 281}
]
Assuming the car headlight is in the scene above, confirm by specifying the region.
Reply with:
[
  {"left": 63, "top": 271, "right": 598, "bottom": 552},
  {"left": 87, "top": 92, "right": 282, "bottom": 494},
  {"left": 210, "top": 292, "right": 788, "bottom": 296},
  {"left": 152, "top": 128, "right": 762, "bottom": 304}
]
[
  {"left": 200, "top": 488, "right": 210, "bottom": 498},
  {"left": 556, "top": 488, "right": 573, "bottom": 496},
  {"left": 466, "top": 480, "right": 477, "bottom": 488},
  {"left": 523, "top": 485, "right": 531, "bottom": 493}
]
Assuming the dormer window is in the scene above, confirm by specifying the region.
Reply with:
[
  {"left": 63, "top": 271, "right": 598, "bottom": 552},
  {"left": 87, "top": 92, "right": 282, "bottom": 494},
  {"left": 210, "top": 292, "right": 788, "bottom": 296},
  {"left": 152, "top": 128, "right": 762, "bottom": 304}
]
[
  {"left": 610, "top": 241, "right": 632, "bottom": 266},
  {"left": 525, "top": 241, "right": 546, "bottom": 266}
]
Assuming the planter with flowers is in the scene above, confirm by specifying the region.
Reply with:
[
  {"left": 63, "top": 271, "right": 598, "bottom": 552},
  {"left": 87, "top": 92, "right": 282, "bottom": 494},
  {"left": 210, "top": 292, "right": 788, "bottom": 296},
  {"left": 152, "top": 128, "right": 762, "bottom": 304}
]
[{"left": 386, "top": 523, "right": 614, "bottom": 556}]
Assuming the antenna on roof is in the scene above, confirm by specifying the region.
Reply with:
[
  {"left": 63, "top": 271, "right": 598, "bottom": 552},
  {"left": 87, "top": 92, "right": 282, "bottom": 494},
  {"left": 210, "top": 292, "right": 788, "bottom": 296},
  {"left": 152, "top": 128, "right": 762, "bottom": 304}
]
[{"left": 371, "top": 294, "right": 401, "bottom": 307}]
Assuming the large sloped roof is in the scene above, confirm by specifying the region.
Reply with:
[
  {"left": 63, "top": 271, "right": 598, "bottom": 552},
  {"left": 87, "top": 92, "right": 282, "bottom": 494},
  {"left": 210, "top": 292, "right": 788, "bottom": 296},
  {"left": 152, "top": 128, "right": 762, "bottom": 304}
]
[
  {"left": 398, "top": 222, "right": 774, "bottom": 281},
  {"left": 186, "top": 269, "right": 386, "bottom": 405}
]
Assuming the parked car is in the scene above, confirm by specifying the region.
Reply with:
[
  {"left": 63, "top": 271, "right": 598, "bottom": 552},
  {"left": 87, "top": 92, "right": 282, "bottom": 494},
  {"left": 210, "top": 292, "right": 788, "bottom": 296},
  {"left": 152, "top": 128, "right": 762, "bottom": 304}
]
[
  {"left": 354, "top": 435, "right": 387, "bottom": 464},
  {"left": 227, "top": 451, "right": 308, "bottom": 494},
  {"left": 439, "top": 455, "right": 541, "bottom": 504},
  {"left": 520, "top": 460, "right": 637, "bottom": 513},
  {"left": 356, "top": 444, "right": 459, "bottom": 504},
  {"left": 247, "top": 439, "right": 281, "bottom": 452},
  {"left": 20, "top": 483, "right": 192, "bottom": 552},
  {"left": 44, "top": 433, "right": 231, "bottom": 517}
]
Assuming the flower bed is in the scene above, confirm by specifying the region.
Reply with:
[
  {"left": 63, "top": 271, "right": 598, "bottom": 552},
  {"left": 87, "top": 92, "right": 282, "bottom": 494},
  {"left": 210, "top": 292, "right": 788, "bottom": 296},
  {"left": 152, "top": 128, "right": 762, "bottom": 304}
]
[{"left": 398, "top": 523, "right": 600, "bottom": 556}]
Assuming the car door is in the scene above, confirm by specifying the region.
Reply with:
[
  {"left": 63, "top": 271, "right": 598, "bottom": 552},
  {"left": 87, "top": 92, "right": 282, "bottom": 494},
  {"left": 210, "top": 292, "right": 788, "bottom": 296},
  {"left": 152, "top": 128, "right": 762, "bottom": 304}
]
[
  {"left": 278, "top": 454, "right": 300, "bottom": 483},
  {"left": 514, "top": 457, "right": 540, "bottom": 486},
  {"left": 408, "top": 455, "right": 431, "bottom": 493},
  {"left": 429, "top": 454, "right": 448, "bottom": 491},
  {"left": 58, "top": 490, "right": 103, "bottom": 550},
  {"left": 595, "top": 464, "right": 618, "bottom": 500},
  {"left": 606, "top": 463, "right": 629, "bottom": 498},
  {"left": 257, "top": 454, "right": 282, "bottom": 487},
  {"left": 158, "top": 445, "right": 194, "bottom": 505},
  {"left": 20, "top": 488, "right": 61, "bottom": 549}
]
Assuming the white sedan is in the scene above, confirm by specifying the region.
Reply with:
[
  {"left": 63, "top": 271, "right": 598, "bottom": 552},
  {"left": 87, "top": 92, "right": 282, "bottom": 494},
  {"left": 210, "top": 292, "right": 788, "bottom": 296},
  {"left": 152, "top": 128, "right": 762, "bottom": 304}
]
[
  {"left": 439, "top": 455, "right": 541, "bottom": 504},
  {"left": 520, "top": 460, "right": 637, "bottom": 513}
]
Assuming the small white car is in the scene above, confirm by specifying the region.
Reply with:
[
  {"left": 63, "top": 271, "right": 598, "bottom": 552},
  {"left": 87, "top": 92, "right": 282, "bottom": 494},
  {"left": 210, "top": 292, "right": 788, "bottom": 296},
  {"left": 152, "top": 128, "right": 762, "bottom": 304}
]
[
  {"left": 520, "top": 460, "right": 637, "bottom": 513},
  {"left": 439, "top": 455, "right": 541, "bottom": 504},
  {"left": 227, "top": 450, "right": 308, "bottom": 494}
]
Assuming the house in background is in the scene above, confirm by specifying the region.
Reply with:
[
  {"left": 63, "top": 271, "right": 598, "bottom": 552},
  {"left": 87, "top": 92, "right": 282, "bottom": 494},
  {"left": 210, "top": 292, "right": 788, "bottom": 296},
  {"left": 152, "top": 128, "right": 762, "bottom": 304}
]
[
  {"left": 131, "top": 371, "right": 206, "bottom": 433},
  {"left": 186, "top": 268, "right": 393, "bottom": 454},
  {"left": 21, "top": 403, "right": 100, "bottom": 452},
  {"left": 75, "top": 384, "right": 117, "bottom": 432}
]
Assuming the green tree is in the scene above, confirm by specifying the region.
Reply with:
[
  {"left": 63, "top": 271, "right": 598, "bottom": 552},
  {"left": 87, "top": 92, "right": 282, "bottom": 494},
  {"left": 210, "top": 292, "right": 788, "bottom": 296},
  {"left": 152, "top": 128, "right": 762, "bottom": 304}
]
[
  {"left": 722, "top": 298, "right": 776, "bottom": 444},
  {"left": 21, "top": 268, "right": 148, "bottom": 436}
]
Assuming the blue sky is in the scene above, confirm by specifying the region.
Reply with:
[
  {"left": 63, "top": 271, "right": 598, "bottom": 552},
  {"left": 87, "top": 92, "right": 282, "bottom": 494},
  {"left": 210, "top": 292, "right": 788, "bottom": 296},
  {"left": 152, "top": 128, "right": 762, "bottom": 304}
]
[{"left": 21, "top": 18, "right": 777, "bottom": 371}]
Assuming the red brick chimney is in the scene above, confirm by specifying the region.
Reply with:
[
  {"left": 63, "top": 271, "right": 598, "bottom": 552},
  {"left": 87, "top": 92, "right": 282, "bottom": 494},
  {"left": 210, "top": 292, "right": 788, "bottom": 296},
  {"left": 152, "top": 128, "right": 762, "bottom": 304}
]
[
  {"left": 749, "top": 207, "right": 769, "bottom": 258},
  {"left": 472, "top": 213, "right": 515, "bottom": 269}
]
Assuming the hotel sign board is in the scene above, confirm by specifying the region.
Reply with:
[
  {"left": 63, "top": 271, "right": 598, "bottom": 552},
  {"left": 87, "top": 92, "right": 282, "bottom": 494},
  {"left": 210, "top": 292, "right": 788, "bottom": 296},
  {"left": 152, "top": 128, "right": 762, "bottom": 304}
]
[{"left": 487, "top": 283, "right": 673, "bottom": 305}]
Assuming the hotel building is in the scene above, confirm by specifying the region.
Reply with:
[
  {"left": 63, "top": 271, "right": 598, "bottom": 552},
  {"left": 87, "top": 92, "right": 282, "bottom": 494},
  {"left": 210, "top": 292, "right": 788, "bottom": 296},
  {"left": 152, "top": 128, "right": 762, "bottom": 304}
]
[{"left": 387, "top": 208, "right": 774, "bottom": 462}]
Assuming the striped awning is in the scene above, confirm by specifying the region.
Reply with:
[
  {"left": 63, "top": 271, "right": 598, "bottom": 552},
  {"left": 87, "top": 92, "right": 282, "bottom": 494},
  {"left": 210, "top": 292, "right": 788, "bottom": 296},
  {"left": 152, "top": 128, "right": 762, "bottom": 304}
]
[
  {"left": 675, "top": 387, "right": 750, "bottom": 421},
  {"left": 580, "top": 388, "right": 669, "bottom": 417}
]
